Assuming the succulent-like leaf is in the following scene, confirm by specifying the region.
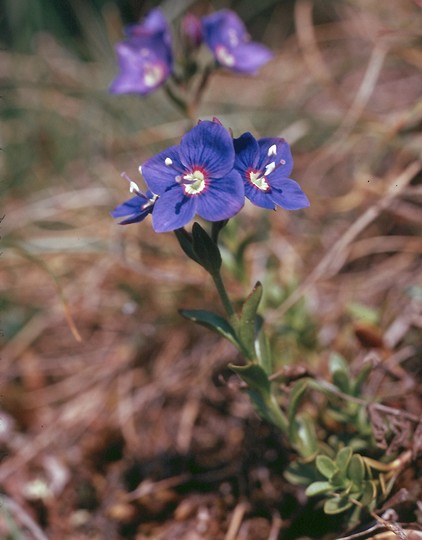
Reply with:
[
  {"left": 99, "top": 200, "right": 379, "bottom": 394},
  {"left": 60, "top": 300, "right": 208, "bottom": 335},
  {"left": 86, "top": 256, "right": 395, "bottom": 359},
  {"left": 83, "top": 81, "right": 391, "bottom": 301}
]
[
  {"left": 329, "top": 352, "right": 351, "bottom": 393},
  {"left": 348, "top": 454, "right": 366, "bottom": 485},
  {"left": 359, "top": 481, "right": 377, "bottom": 506},
  {"left": 324, "top": 496, "right": 353, "bottom": 514},
  {"left": 305, "top": 481, "right": 333, "bottom": 497},
  {"left": 316, "top": 455, "right": 338, "bottom": 479},
  {"left": 335, "top": 446, "right": 353, "bottom": 471}
]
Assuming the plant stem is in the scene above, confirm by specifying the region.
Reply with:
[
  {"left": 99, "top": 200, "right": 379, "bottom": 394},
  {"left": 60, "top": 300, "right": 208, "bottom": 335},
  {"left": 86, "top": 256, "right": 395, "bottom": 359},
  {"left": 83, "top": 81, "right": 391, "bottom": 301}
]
[{"left": 211, "top": 270, "right": 237, "bottom": 323}]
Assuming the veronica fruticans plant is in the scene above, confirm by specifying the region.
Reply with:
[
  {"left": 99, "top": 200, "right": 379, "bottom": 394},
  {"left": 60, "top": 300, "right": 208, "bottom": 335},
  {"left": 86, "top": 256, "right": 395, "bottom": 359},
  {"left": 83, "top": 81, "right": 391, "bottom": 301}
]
[{"left": 109, "top": 7, "right": 415, "bottom": 530}]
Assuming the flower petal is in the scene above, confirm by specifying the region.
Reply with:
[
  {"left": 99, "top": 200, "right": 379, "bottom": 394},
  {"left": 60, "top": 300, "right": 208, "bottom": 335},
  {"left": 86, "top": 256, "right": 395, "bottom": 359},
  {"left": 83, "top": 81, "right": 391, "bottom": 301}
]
[
  {"left": 258, "top": 137, "right": 293, "bottom": 176},
  {"left": 151, "top": 185, "right": 196, "bottom": 232},
  {"left": 229, "top": 43, "right": 273, "bottom": 74},
  {"left": 202, "top": 10, "right": 247, "bottom": 50},
  {"left": 111, "top": 195, "right": 153, "bottom": 224},
  {"left": 195, "top": 170, "right": 245, "bottom": 221},
  {"left": 244, "top": 183, "right": 276, "bottom": 210},
  {"left": 179, "top": 120, "right": 235, "bottom": 178},
  {"left": 269, "top": 179, "right": 310, "bottom": 210},
  {"left": 141, "top": 145, "right": 183, "bottom": 194},
  {"left": 233, "top": 132, "right": 259, "bottom": 173}
]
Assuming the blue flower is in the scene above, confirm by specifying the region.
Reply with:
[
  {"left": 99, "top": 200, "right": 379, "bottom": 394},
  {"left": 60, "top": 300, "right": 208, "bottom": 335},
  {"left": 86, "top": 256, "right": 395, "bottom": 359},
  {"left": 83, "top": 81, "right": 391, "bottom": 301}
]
[
  {"left": 111, "top": 177, "right": 157, "bottom": 225},
  {"left": 109, "top": 9, "right": 173, "bottom": 96},
  {"left": 233, "top": 132, "right": 309, "bottom": 210},
  {"left": 202, "top": 10, "right": 273, "bottom": 74},
  {"left": 141, "top": 120, "right": 245, "bottom": 233}
]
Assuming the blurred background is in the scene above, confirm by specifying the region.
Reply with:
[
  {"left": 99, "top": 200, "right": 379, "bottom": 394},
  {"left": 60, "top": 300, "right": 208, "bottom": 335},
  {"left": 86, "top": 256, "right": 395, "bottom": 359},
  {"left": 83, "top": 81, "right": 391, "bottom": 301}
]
[{"left": 0, "top": 0, "right": 421, "bottom": 538}]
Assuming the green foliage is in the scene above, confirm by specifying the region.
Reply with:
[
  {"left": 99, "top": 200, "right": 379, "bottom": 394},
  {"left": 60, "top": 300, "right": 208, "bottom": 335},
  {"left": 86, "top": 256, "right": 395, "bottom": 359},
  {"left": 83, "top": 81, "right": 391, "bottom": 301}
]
[{"left": 180, "top": 218, "right": 407, "bottom": 525}]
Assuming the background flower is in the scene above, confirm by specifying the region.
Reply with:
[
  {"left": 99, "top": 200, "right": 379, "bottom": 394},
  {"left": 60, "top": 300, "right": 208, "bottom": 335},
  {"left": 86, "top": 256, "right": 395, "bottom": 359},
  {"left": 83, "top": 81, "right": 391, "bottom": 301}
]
[
  {"left": 234, "top": 132, "right": 309, "bottom": 210},
  {"left": 109, "top": 8, "right": 173, "bottom": 95},
  {"left": 202, "top": 9, "right": 273, "bottom": 74}
]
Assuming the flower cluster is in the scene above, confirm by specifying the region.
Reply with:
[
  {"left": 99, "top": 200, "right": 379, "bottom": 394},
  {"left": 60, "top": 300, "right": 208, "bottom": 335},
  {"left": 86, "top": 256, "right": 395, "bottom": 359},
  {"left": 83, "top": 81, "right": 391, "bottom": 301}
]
[
  {"left": 109, "top": 8, "right": 273, "bottom": 96},
  {"left": 112, "top": 120, "right": 309, "bottom": 232},
  {"left": 109, "top": 9, "right": 173, "bottom": 95}
]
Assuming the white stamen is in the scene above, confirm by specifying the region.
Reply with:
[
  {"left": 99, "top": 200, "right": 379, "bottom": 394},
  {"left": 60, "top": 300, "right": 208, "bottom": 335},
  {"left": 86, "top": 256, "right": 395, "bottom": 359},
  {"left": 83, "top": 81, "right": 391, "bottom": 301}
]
[
  {"left": 138, "top": 165, "right": 143, "bottom": 175},
  {"left": 264, "top": 162, "right": 276, "bottom": 176},
  {"left": 280, "top": 159, "right": 286, "bottom": 165},
  {"left": 129, "top": 181, "right": 140, "bottom": 193},
  {"left": 268, "top": 144, "right": 277, "bottom": 157},
  {"left": 165, "top": 157, "right": 173, "bottom": 166}
]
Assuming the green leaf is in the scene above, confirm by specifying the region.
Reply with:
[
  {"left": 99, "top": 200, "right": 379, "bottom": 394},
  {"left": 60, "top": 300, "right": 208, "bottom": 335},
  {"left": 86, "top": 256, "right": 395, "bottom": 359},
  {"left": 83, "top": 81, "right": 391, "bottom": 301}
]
[
  {"left": 229, "top": 363, "right": 271, "bottom": 397},
  {"left": 359, "top": 481, "right": 377, "bottom": 506},
  {"left": 284, "top": 461, "right": 320, "bottom": 486},
  {"left": 191, "top": 222, "right": 222, "bottom": 274},
  {"left": 348, "top": 454, "right": 365, "bottom": 484},
  {"left": 174, "top": 228, "right": 200, "bottom": 265},
  {"left": 324, "top": 496, "right": 353, "bottom": 514},
  {"left": 238, "top": 282, "right": 263, "bottom": 360},
  {"left": 180, "top": 309, "right": 239, "bottom": 348},
  {"left": 352, "top": 361, "right": 373, "bottom": 395},
  {"left": 288, "top": 379, "right": 309, "bottom": 424},
  {"left": 329, "top": 352, "right": 351, "bottom": 393},
  {"left": 335, "top": 447, "right": 353, "bottom": 471},
  {"left": 316, "top": 455, "right": 338, "bottom": 479},
  {"left": 305, "top": 481, "right": 333, "bottom": 497},
  {"left": 330, "top": 470, "right": 348, "bottom": 489},
  {"left": 291, "top": 413, "right": 318, "bottom": 460},
  {"left": 254, "top": 318, "right": 272, "bottom": 375}
]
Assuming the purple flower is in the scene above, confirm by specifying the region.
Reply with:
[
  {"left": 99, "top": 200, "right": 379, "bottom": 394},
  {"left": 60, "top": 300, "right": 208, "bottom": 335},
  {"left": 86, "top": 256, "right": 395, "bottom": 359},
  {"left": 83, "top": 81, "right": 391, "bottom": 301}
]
[
  {"left": 109, "top": 9, "right": 173, "bottom": 96},
  {"left": 233, "top": 132, "right": 309, "bottom": 210},
  {"left": 141, "top": 120, "right": 245, "bottom": 233},
  {"left": 111, "top": 178, "right": 157, "bottom": 225},
  {"left": 201, "top": 10, "right": 273, "bottom": 74}
]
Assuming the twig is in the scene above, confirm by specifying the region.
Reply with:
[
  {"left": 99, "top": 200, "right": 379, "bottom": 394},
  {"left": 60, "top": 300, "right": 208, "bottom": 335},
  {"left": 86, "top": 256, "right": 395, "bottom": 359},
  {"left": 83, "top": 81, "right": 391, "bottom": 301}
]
[
  {"left": 276, "top": 160, "right": 422, "bottom": 316},
  {"left": 1, "top": 494, "right": 49, "bottom": 540},
  {"left": 225, "top": 501, "right": 250, "bottom": 540}
]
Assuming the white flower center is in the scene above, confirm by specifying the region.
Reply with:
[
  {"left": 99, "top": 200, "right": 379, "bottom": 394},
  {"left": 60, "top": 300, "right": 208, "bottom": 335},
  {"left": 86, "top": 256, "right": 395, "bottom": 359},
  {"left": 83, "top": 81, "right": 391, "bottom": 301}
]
[
  {"left": 249, "top": 170, "right": 270, "bottom": 191},
  {"left": 143, "top": 62, "right": 164, "bottom": 87},
  {"left": 215, "top": 45, "right": 235, "bottom": 67},
  {"left": 183, "top": 169, "right": 206, "bottom": 195}
]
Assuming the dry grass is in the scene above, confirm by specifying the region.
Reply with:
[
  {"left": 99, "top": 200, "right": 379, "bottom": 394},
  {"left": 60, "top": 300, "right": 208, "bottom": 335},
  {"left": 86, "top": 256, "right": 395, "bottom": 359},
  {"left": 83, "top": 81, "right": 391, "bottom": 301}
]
[{"left": 0, "top": 0, "right": 421, "bottom": 538}]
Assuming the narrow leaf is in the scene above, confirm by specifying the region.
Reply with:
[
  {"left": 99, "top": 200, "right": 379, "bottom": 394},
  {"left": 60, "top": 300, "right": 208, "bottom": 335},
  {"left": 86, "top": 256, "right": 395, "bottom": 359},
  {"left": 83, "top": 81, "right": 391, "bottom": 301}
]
[
  {"left": 288, "top": 379, "right": 309, "bottom": 424},
  {"left": 254, "top": 320, "right": 272, "bottom": 375},
  {"left": 192, "top": 222, "right": 221, "bottom": 274},
  {"left": 239, "top": 282, "right": 263, "bottom": 359},
  {"left": 174, "top": 228, "right": 200, "bottom": 264},
  {"left": 291, "top": 413, "right": 318, "bottom": 460},
  {"left": 229, "top": 363, "right": 271, "bottom": 397},
  {"left": 180, "top": 309, "right": 239, "bottom": 348}
]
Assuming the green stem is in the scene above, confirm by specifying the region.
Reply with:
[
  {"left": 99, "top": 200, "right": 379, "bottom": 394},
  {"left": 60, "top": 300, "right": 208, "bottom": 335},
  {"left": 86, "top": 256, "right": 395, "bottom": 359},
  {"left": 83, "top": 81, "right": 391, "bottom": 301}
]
[
  {"left": 211, "top": 269, "right": 237, "bottom": 323},
  {"left": 267, "top": 394, "right": 289, "bottom": 435}
]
